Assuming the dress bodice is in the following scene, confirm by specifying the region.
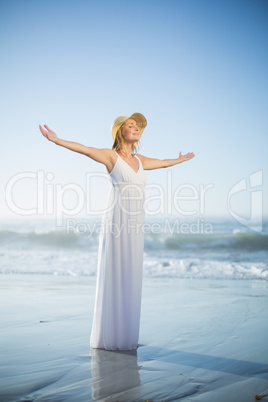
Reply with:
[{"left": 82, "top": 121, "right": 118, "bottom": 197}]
[{"left": 108, "top": 151, "right": 147, "bottom": 187}]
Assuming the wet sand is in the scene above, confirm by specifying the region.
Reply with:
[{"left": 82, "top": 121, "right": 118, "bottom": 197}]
[{"left": 0, "top": 274, "right": 268, "bottom": 401}]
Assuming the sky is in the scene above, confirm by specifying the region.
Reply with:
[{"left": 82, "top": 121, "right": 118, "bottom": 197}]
[{"left": 0, "top": 0, "right": 267, "bottom": 227}]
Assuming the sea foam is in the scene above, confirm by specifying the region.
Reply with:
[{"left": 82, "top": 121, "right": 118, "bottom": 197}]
[{"left": 0, "top": 218, "right": 267, "bottom": 280}]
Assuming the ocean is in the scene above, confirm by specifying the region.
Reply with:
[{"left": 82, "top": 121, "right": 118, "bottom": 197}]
[{"left": 0, "top": 216, "right": 267, "bottom": 280}]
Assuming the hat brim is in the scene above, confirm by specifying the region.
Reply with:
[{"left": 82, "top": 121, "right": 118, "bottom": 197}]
[{"left": 111, "top": 113, "right": 147, "bottom": 142}]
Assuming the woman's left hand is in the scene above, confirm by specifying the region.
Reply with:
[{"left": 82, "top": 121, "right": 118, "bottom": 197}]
[{"left": 178, "top": 152, "right": 195, "bottom": 163}]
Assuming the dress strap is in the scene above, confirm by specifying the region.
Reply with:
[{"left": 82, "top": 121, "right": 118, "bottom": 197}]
[{"left": 134, "top": 154, "right": 141, "bottom": 165}]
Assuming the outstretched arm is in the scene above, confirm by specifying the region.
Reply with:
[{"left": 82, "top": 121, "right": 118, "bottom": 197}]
[
  {"left": 39, "top": 124, "right": 93, "bottom": 156},
  {"left": 39, "top": 124, "right": 114, "bottom": 170},
  {"left": 137, "top": 152, "right": 195, "bottom": 170}
]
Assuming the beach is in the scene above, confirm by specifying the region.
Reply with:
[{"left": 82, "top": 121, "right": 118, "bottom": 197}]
[
  {"left": 1, "top": 273, "right": 268, "bottom": 401},
  {"left": 1, "top": 0, "right": 267, "bottom": 397}
]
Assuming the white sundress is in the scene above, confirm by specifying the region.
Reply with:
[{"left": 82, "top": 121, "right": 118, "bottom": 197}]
[{"left": 90, "top": 151, "right": 147, "bottom": 350}]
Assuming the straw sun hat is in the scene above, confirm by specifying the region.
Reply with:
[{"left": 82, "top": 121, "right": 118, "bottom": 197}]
[{"left": 111, "top": 113, "right": 147, "bottom": 142}]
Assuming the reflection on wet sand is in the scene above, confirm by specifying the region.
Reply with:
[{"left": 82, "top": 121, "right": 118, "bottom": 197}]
[{"left": 90, "top": 348, "right": 141, "bottom": 400}]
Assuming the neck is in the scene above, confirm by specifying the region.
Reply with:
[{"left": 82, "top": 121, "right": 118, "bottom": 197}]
[{"left": 119, "top": 144, "right": 133, "bottom": 158}]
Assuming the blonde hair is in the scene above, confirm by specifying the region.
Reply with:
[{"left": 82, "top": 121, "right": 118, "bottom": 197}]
[{"left": 112, "top": 121, "right": 140, "bottom": 154}]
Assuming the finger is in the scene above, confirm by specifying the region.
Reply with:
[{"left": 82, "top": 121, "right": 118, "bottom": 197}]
[
  {"left": 44, "top": 125, "right": 51, "bottom": 131},
  {"left": 40, "top": 128, "right": 48, "bottom": 137},
  {"left": 39, "top": 126, "right": 48, "bottom": 138},
  {"left": 39, "top": 125, "right": 46, "bottom": 135}
]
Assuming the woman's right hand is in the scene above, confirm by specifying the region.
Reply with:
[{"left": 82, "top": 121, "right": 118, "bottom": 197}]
[
  {"left": 38, "top": 125, "right": 114, "bottom": 169},
  {"left": 39, "top": 125, "right": 59, "bottom": 144}
]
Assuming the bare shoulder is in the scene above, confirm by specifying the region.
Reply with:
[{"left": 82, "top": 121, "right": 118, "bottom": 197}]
[
  {"left": 136, "top": 153, "right": 152, "bottom": 167},
  {"left": 100, "top": 148, "right": 115, "bottom": 158},
  {"left": 136, "top": 153, "right": 164, "bottom": 170},
  {"left": 136, "top": 153, "right": 146, "bottom": 163},
  {"left": 100, "top": 148, "right": 117, "bottom": 173},
  {"left": 104, "top": 148, "right": 117, "bottom": 163},
  {"left": 87, "top": 147, "right": 116, "bottom": 167},
  {"left": 101, "top": 148, "right": 114, "bottom": 153}
]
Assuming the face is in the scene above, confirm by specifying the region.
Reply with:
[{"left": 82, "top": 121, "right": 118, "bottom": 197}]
[{"left": 121, "top": 119, "right": 140, "bottom": 143}]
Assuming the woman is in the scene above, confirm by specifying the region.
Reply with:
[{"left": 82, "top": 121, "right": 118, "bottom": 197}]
[{"left": 39, "top": 112, "right": 195, "bottom": 351}]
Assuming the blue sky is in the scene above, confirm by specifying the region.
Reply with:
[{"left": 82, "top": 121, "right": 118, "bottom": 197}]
[{"left": 1, "top": 0, "right": 267, "bottom": 224}]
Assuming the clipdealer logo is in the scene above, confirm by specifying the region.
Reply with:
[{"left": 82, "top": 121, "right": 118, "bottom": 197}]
[
  {"left": 5, "top": 170, "right": 214, "bottom": 229},
  {"left": 227, "top": 170, "right": 263, "bottom": 232}
]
